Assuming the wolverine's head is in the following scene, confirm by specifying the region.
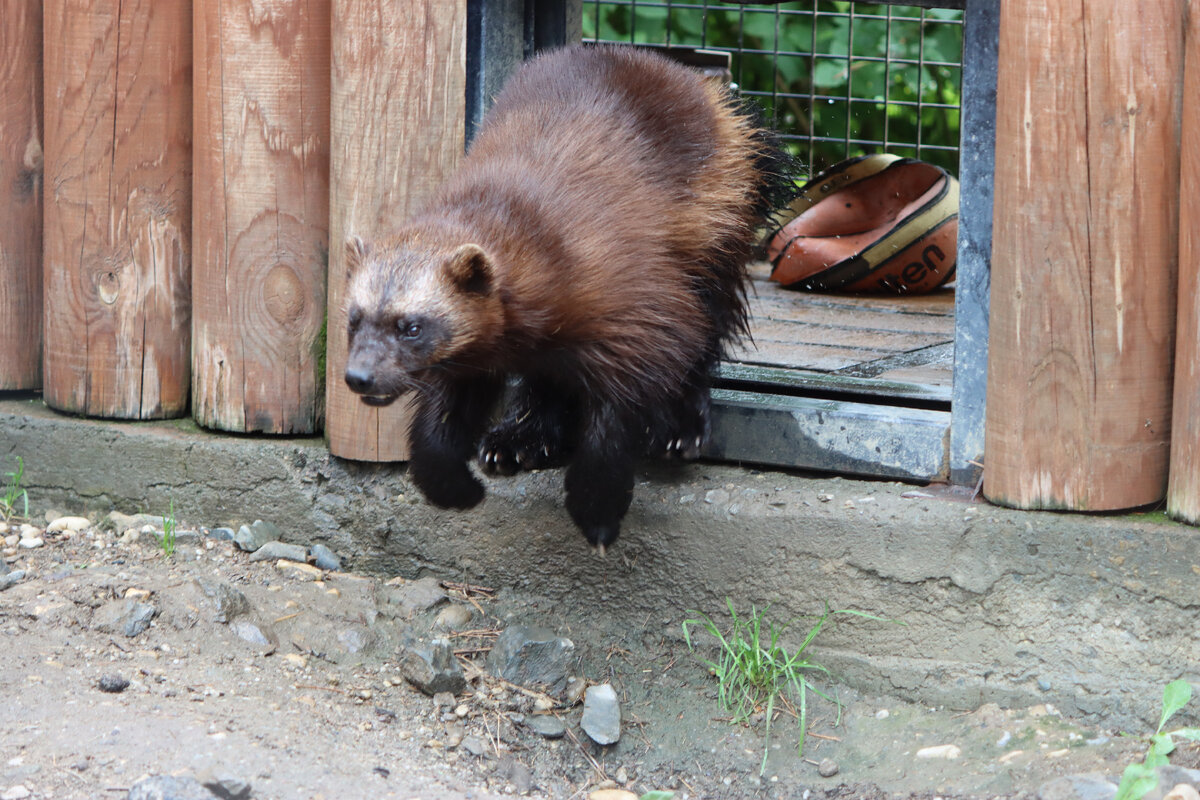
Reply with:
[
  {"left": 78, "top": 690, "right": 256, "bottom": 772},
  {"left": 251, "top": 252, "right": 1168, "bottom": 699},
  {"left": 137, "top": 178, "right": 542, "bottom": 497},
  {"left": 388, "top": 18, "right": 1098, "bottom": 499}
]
[{"left": 343, "top": 234, "right": 502, "bottom": 407}]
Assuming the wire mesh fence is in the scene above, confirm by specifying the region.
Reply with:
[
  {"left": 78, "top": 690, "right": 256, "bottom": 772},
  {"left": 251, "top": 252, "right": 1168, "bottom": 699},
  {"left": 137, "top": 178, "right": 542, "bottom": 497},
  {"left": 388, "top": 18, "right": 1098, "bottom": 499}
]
[{"left": 583, "top": 1, "right": 964, "bottom": 179}]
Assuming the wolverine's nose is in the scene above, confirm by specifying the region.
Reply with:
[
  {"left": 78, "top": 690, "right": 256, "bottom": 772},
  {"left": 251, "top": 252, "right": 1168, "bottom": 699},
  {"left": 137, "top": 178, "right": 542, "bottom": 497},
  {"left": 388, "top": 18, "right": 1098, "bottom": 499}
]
[{"left": 344, "top": 366, "right": 375, "bottom": 394}]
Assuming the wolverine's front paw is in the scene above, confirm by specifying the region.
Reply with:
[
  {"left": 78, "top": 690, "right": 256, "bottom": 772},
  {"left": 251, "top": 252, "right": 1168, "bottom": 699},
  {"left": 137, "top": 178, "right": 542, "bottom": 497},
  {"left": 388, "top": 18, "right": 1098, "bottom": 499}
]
[
  {"left": 411, "top": 461, "right": 486, "bottom": 509},
  {"left": 478, "top": 418, "right": 570, "bottom": 476}
]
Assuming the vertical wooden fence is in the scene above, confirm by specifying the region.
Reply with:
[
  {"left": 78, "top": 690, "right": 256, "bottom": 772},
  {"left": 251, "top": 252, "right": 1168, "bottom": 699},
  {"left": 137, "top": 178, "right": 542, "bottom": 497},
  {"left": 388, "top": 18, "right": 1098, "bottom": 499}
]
[
  {"left": 1169, "top": 0, "right": 1200, "bottom": 524},
  {"left": 3, "top": 3, "right": 1200, "bottom": 516},
  {"left": 325, "top": 0, "right": 467, "bottom": 461},
  {"left": 985, "top": 0, "right": 1184, "bottom": 510},
  {"left": 192, "top": 0, "right": 330, "bottom": 434},
  {"left": 0, "top": 1, "right": 43, "bottom": 390},
  {"left": 42, "top": 0, "right": 192, "bottom": 419}
]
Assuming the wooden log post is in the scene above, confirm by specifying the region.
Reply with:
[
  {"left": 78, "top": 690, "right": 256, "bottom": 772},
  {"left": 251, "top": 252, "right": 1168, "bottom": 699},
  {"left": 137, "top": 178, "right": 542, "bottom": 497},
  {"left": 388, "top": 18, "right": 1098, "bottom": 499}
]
[
  {"left": 985, "top": 0, "right": 1184, "bottom": 509},
  {"left": 43, "top": 1, "right": 192, "bottom": 419},
  {"left": 192, "top": 0, "right": 330, "bottom": 433},
  {"left": 326, "top": 0, "right": 467, "bottom": 460},
  {"left": 1168, "top": 1, "right": 1200, "bottom": 524},
  {"left": 0, "top": 1, "right": 44, "bottom": 389}
]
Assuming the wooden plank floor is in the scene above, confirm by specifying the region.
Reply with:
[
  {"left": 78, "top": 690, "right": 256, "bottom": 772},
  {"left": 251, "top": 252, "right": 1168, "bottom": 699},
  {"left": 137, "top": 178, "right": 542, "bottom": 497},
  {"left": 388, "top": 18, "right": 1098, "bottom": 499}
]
[{"left": 722, "top": 262, "right": 956, "bottom": 403}]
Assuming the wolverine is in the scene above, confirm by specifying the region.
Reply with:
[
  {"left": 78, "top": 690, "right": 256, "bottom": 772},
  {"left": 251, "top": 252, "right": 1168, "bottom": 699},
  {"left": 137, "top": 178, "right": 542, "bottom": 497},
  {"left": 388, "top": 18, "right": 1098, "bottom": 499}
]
[{"left": 343, "top": 44, "right": 793, "bottom": 551}]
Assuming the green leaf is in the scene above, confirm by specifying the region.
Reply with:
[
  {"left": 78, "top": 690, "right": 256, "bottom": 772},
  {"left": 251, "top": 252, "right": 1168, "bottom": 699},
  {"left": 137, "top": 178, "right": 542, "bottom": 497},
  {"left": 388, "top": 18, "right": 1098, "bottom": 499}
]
[
  {"left": 1145, "top": 732, "right": 1175, "bottom": 767},
  {"left": 640, "top": 792, "right": 676, "bottom": 800},
  {"left": 1114, "top": 762, "right": 1158, "bottom": 800},
  {"left": 1158, "top": 680, "right": 1192, "bottom": 734},
  {"left": 1170, "top": 727, "right": 1200, "bottom": 741}
]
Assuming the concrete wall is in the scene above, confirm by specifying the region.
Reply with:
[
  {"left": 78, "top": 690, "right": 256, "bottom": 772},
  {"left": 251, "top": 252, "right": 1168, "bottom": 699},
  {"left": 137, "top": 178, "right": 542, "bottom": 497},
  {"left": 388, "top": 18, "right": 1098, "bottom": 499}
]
[{"left": 2, "top": 397, "right": 1196, "bottom": 728}]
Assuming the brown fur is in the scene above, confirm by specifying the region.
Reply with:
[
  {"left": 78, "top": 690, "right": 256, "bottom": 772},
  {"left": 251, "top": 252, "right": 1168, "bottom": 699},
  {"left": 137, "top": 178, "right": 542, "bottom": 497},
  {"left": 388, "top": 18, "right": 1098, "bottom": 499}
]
[{"left": 344, "top": 44, "right": 789, "bottom": 548}]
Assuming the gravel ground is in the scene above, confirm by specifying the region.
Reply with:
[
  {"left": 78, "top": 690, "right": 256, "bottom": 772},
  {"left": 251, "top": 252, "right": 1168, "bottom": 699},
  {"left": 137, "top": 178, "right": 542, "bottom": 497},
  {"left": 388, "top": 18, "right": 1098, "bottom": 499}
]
[{"left": 0, "top": 511, "right": 1177, "bottom": 800}]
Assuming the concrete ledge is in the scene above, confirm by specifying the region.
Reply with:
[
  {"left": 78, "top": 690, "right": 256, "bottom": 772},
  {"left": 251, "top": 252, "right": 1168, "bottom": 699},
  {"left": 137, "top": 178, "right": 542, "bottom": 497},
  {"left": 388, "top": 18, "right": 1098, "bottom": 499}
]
[{"left": 2, "top": 395, "right": 1196, "bottom": 728}]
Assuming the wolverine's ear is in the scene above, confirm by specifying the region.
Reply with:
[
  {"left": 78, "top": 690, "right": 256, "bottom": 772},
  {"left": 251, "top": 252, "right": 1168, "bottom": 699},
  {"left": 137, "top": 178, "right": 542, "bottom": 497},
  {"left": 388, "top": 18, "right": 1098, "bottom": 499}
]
[
  {"left": 345, "top": 236, "right": 372, "bottom": 275},
  {"left": 446, "top": 243, "right": 494, "bottom": 295}
]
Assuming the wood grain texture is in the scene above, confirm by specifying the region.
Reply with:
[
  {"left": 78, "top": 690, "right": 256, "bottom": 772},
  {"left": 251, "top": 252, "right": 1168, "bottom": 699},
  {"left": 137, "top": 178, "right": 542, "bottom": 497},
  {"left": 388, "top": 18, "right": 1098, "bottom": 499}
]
[
  {"left": 0, "top": 1, "right": 44, "bottom": 389},
  {"left": 1168, "top": 0, "right": 1200, "bottom": 523},
  {"left": 326, "top": 0, "right": 467, "bottom": 461},
  {"left": 43, "top": 0, "right": 192, "bottom": 418},
  {"left": 985, "top": 0, "right": 1183, "bottom": 509},
  {"left": 192, "top": 0, "right": 330, "bottom": 433}
]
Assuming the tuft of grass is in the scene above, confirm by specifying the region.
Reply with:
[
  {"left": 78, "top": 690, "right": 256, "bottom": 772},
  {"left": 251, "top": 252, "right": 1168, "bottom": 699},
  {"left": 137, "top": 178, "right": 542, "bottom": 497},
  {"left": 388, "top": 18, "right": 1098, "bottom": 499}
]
[
  {"left": 1115, "top": 679, "right": 1200, "bottom": 800},
  {"left": 160, "top": 499, "right": 177, "bottom": 557},
  {"left": 1, "top": 455, "right": 29, "bottom": 522},
  {"left": 683, "top": 599, "right": 896, "bottom": 775}
]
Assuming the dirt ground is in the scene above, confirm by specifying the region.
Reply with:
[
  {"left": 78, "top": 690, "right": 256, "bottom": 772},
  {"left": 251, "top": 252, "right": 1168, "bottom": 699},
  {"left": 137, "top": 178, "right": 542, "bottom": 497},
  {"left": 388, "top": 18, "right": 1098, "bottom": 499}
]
[{"left": 0, "top": 512, "right": 1172, "bottom": 800}]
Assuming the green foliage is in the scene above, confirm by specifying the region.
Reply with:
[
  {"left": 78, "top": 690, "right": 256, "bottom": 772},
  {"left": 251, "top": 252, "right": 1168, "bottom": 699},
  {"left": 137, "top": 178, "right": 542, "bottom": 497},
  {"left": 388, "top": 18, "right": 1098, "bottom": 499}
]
[
  {"left": 683, "top": 599, "right": 895, "bottom": 775},
  {"left": 1115, "top": 679, "right": 1200, "bottom": 800},
  {"left": 1, "top": 455, "right": 29, "bottom": 522},
  {"left": 160, "top": 498, "right": 177, "bottom": 558},
  {"left": 583, "top": 1, "right": 963, "bottom": 177},
  {"left": 640, "top": 793, "right": 675, "bottom": 800}
]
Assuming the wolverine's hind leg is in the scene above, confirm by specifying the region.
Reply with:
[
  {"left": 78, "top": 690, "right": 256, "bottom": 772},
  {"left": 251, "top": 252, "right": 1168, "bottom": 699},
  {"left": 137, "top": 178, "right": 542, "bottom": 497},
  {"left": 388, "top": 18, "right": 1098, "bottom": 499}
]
[
  {"left": 409, "top": 375, "right": 503, "bottom": 509},
  {"left": 564, "top": 403, "right": 637, "bottom": 552},
  {"left": 478, "top": 376, "right": 577, "bottom": 475}
]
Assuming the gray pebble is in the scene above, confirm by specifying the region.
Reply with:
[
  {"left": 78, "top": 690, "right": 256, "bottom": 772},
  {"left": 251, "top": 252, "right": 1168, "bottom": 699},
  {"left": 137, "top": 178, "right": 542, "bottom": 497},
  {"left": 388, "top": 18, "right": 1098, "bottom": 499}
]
[
  {"left": 461, "top": 736, "right": 488, "bottom": 757},
  {"left": 398, "top": 636, "right": 466, "bottom": 696},
  {"left": 0, "top": 570, "right": 25, "bottom": 592},
  {"left": 386, "top": 576, "right": 448, "bottom": 618},
  {"left": 195, "top": 579, "right": 250, "bottom": 624},
  {"left": 434, "top": 604, "right": 473, "bottom": 631},
  {"left": 486, "top": 626, "right": 574, "bottom": 695},
  {"left": 98, "top": 674, "right": 130, "bottom": 693},
  {"left": 93, "top": 599, "right": 157, "bottom": 638},
  {"left": 234, "top": 520, "right": 281, "bottom": 553},
  {"left": 126, "top": 775, "right": 219, "bottom": 800},
  {"left": 247, "top": 541, "right": 307, "bottom": 563},
  {"left": 199, "top": 773, "right": 252, "bottom": 800},
  {"left": 524, "top": 714, "right": 566, "bottom": 739},
  {"left": 309, "top": 543, "right": 341, "bottom": 571},
  {"left": 207, "top": 527, "right": 236, "bottom": 541},
  {"left": 581, "top": 683, "right": 621, "bottom": 745},
  {"left": 818, "top": 758, "right": 839, "bottom": 778}
]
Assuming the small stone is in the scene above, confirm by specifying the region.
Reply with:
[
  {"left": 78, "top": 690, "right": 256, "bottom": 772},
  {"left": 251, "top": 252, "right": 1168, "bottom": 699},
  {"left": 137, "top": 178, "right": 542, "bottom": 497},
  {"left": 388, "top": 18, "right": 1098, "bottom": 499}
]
[
  {"left": 461, "top": 736, "right": 488, "bottom": 757},
  {"left": 434, "top": 604, "right": 473, "bottom": 630},
  {"left": 581, "top": 683, "right": 620, "bottom": 745},
  {"left": 3, "top": 534, "right": 16, "bottom": 547},
  {"left": 704, "top": 489, "right": 730, "bottom": 505},
  {"left": 875, "top": 708, "right": 890, "bottom": 719},
  {"left": 230, "top": 619, "right": 278, "bottom": 653},
  {"left": 124, "top": 587, "right": 152, "bottom": 601},
  {"left": 199, "top": 772, "right": 252, "bottom": 800},
  {"left": 1164, "top": 785, "right": 1200, "bottom": 800},
  {"left": 1035, "top": 773, "right": 1117, "bottom": 800},
  {"left": 282, "top": 653, "right": 308, "bottom": 669},
  {"left": 818, "top": 758, "right": 839, "bottom": 777},
  {"left": 524, "top": 714, "right": 566, "bottom": 739},
  {"left": 587, "top": 791, "right": 638, "bottom": 800},
  {"left": 98, "top": 674, "right": 130, "bottom": 693},
  {"left": 398, "top": 636, "right": 466, "bottom": 696},
  {"left": 275, "top": 559, "right": 322, "bottom": 581},
  {"left": 486, "top": 626, "right": 575, "bottom": 695},
  {"left": 195, "top": 579, "right": 251, "bottom": 624},
  {"left": 126, "top": 775, "right": 219, "bottom": 800},
  {"left": 208, "top": 527, "right": 236, "bottom": 541},
  {"left": 234, "top": 519, "right": 281, "bottom": 552},
  {"left": 17, "top": 537, "right": 43, "bottom": 549},
  {"left": 309, "top": 543, "right": 341, "bottom": 571},
  {"left": 386, "top": 576, "right": 448, "bottom": 618},
  {"left": 0, "top": 570, "right": 25, "bottom": 592},
  {"left": 93, "top": 599, "right": 157, "bottom": 637},
  {"left": 916, "top": 744, "right": 962, "bottom": 760},
  {"left": 47, "top": 515, "right": 91, "bottom": 533},
  {"left": 248, "top": 541, "right": 307, "bottom": 563},
  {"left": 1, "top": 786, "right": 31, "bottom": 800}
]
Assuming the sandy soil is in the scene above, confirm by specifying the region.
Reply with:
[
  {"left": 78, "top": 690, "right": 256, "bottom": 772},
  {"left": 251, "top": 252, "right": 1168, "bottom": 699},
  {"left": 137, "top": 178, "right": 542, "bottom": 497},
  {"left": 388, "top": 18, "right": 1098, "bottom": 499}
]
[{"left": 0, "top": 514, "right": 1163, "bottom": 800}]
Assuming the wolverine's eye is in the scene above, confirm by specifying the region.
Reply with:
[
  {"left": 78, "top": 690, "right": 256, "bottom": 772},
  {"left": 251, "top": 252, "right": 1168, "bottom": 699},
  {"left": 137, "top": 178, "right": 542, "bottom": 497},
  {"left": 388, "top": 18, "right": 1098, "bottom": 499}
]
[
  {"left": 401, "top": 322, "right": 422, "bottom": 339},
  {"left": 348, "top": 308, "right": 363, "bottom": 332}
]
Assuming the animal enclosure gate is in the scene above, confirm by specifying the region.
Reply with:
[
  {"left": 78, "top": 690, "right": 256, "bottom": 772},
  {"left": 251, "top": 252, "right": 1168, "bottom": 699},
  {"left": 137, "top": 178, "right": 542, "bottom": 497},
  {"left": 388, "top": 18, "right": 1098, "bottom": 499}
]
[{"left": 1, "top": 0, "right": 1199, "bottom": 522}]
